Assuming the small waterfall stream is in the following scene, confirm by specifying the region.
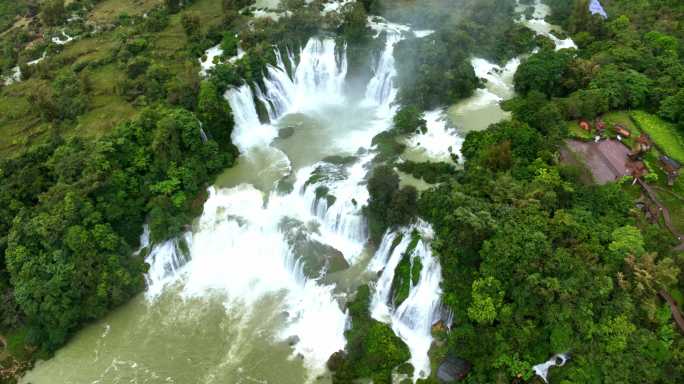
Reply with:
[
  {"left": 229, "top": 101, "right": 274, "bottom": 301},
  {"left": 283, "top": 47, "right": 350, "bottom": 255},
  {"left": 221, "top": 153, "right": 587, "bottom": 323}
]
[{"left": 368, "top": 222, "right": 444, "bottom": 381}]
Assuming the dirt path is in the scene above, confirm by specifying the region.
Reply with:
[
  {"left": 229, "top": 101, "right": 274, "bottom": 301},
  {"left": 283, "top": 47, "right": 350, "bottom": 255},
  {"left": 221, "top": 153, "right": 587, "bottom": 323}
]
[
  {"left": 659, "top": 290, "right": 684, "bottom": 334},
  {"left": 637, "top": 179, "right": 684, "bottom": 251},
  {"left": 654, "top": 186, "right": 684, "bottom": 204}
]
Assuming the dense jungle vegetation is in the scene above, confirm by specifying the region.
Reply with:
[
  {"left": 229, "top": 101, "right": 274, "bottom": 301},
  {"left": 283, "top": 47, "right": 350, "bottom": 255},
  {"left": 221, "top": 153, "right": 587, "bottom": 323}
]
[
  {"left": 349, "top": 0, "right": 684, "bottom": 383},
  {"left": 1, "top": 0, "right": 684, "bottom": 383}
]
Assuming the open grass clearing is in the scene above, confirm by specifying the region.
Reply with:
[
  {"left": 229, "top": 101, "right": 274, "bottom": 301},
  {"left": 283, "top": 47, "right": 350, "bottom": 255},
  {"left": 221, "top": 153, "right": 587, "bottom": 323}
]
[
  {"left": 631, "top": 110, "right": 684, "bottom": 164},
  {"left": 88, "top": 0, "right": 164, "bottom": 25}
]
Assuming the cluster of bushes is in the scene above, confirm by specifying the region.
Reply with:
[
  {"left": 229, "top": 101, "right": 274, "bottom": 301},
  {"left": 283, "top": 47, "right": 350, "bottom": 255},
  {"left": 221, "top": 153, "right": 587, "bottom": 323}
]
[
  {"left": 416, "top": 102, "right": 684, "bottom": 382},
  {"left": 365, "top": 165, "right": 418, "bottom": 244},
  {"left": 328, "top": 285, "right": 411, "bottom": 384},
  {"left": 389, "top": 230, "right": 422, "bottom": 307}
]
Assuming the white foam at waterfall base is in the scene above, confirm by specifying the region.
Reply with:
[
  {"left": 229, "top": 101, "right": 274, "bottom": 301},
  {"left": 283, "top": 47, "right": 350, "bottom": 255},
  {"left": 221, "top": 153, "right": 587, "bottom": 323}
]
[
  {"left": 225, "top": 85, "right": 279, "bottom": 151},
  {"left": 472, "top": 57, "right": 519, "bottom": 100},
  {"left": 368, "top": 222, "right": 443, "bottom": 381},
  {"left": 405, "top": 110, "right": 463, "bottom": 162},
  {"left": 199, "top": 44, "right": 223, "bottom": 77}
]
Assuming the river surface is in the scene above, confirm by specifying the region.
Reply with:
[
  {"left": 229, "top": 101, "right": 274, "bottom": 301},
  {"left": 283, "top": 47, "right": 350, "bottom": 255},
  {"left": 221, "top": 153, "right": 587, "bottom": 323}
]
[{"left": 21, "top": 2, "right": 567, "bottom": 383}]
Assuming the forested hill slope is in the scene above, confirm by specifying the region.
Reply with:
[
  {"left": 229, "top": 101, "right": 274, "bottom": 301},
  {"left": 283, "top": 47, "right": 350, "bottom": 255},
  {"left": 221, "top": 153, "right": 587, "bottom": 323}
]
[
  {"left": 406, "top": 0, "right": 684, "bottom": 382},
  {"left": 1, "top": 0, "right": 684, "bottom": 383}
]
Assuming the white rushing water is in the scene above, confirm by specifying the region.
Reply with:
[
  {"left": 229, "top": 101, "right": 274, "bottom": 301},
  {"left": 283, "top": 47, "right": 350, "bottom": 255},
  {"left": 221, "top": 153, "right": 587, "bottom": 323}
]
[
  {"left": 404, "top": 109, "right": 463, "bottom": 163},
  {"left": 368, "top": 222, "right": 443, "bottom": 381},
  {"left": 2, "top": 66, "right": 21, "bottom": 85},
  {"left": 199, "top": 44, "right": 224, "bottom": 77},
  {"left": 52, "top": 30, "right": 75, "bottom": 45},
  {"left": 518, "top": 0, "right": 577, "bottom": 50},
  {"left": 533, "top": 353, "right": 569, "bottom": 383}
]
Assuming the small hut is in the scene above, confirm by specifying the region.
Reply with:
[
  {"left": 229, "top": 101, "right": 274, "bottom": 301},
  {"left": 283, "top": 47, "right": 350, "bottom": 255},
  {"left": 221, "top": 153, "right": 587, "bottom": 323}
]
[
  {"left": 629, "top": 134, "right": 652, "bottom": 160},
  {"left": 628, "top": 161, "right": 647, "bottom": 179},
  {"left": 437, "top": 355, "right": 471, "bottom": 382},
  {"left": 579, "top": 119, "right": 591, "bottom": 132},
  {"left": 614, "top": 124, "right": 631, "bottom": 138},
  {"left": 660, "top": 156, "right": 681, "bottom": 186},
  {"left": 595, "top": 118, "right": 606, "bottom": 135}
]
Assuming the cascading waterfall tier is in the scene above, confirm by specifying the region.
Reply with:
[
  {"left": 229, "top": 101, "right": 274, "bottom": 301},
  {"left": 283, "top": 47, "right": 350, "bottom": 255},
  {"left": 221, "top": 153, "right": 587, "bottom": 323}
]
[{"left": 368, "top": 222, "right": 444, "bottom": 381}]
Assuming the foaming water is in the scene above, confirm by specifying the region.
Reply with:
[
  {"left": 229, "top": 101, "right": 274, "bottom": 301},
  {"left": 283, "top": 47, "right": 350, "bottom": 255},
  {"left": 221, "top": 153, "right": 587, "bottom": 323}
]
[
  {"left": 404, "top": 110, "right": 463, "bottom": 162},
  {"left": 448, "top": 57, "right": 520, "bottom": 133},
  {"left": 199, "top": 44, "right": 223, "bottom": 77}
]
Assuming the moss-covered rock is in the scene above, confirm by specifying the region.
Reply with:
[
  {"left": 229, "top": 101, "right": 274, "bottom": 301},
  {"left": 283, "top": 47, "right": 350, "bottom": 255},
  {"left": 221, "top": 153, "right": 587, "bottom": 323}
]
[
  {"left": 279, "top": 218, "right": 349, "bottom": 277},
  {"left": 390, "top": 230, "right": 421, "bottom": 307}
]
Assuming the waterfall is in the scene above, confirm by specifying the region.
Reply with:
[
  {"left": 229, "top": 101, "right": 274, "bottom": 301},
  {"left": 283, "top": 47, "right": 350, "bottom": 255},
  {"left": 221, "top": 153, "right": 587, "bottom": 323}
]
[
  {"left": 368, "top": 222, "right": 444, "bottom": 381},
  {"left": 294, "top": 39, "right": 347, "bottom": 106},
  {"left": 133, "top": 224, "right": 150, "bottom": 256},
  {"left": 142, "top": 31, "right": 437, "bottom": 379},
  {"left": 225, "top": 84, "right": 278, "bottom": 151},
  {"left": 298, "top": 155, "right": 372, "bottom": 264},
  {"left": 228, "top": 37, "right": 348, "bottom": 145},
  {"left": 199, "top": 126, "right": 209, "bottom": 143},
  {"left": 518, "top": 0, "right": 577, "bottom": 51},
  {"left": 364, "top": 16, "right": 412, "bottom": 113},
  {"left": 257, "top": 49, "right": 297, "bottom": 120},
  {"left": 405, "top": 110, "right": 464, "bottom": 162},
  {"left": 199, "top": 44, "right": 224, "bottom": 77},
  {"left": 363, "top": 32, "right": 402, "bottom": 111},
  {"left": 144, "top": 232, "right": 193, "bottom": 299}
]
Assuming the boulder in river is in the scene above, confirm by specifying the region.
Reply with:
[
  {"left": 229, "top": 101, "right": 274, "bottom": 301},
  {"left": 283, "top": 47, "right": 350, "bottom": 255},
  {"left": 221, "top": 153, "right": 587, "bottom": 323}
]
[
  {"left": 298, "top": 240, "right": 349, "bottom": 278},
  {"left": 327, "top": 350, "right": 347, "bottom": 371},
  {"left": 284, "top": 335, "right": 300, "bottom": 346},
  {"left": 279, "top": 218, "right": 350, "bottom": 278},
  {"left": 437, "top": 355, "right": 471, "bottom": 382},
  {"left": 278, "top": 126, "right": 295, "bottom": 139}
]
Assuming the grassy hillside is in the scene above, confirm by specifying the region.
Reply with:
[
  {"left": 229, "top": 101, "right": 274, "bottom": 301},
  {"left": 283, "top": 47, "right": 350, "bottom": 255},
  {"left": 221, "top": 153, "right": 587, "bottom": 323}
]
[{"left": 0, "top": 0, "right": 226, "bottom": 158}]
